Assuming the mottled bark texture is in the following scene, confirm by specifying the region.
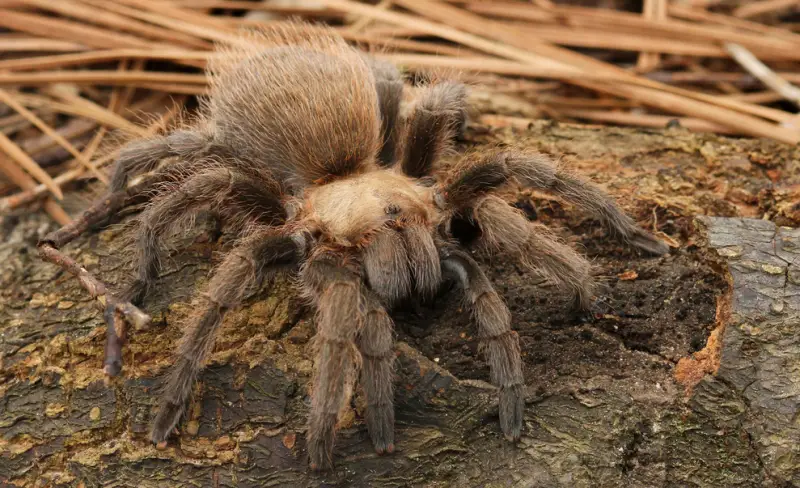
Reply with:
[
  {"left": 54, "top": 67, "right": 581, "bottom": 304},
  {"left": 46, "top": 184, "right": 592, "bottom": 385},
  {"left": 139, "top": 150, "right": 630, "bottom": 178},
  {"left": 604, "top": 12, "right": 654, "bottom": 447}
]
[{"left": 2, "top": 120, "right": 799, "bottom": 487}]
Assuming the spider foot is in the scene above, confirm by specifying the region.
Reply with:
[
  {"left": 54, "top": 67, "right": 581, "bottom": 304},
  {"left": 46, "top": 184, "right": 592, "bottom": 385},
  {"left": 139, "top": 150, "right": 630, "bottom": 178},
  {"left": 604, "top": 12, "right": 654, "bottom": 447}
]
[
  {"left": 499, "top": 384, "right": 524, "bottom": 442},
  {"left": 628, "top": 229, "right": 670, "bottom": 256},
  {"left": 569, "top": 286, "right": 597, "bottom": 316},
  {"left": 577, "top": 295, "right": 617, "bottom": 323},
  {"left": 307, "top": 413, "right": 336, "bottom": 471},
  {"left": 366, "top": 405, "right": 395, "bottom": 455},
  {"left": 151, "top": 402, "right": 184, "bottom": 445}
]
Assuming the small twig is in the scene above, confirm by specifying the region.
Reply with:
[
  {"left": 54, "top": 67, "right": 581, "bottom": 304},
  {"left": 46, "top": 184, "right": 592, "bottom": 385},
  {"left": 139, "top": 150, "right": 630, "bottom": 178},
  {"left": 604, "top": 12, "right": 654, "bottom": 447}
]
[
  {"left": 19, "top": 0, "right": 212, "bottom": 49},
  {"left": 348, "top": 0, "right": 392, "bottom": 33},
  {"left": 0, "top": 130, "right": 63, "bottom": 200},
  {"left": 553, "top": 110, "right": 736, "bottom": 134},
  {"left": 733, "top": 0, "right": 799, "bottom": 19},
  {"left": 0, "top": 113, "right": 33, "bottom": 136},
  {"left": 725, "top": 42, "right": 800, "bottom": 108},
  {"left": 38, "top": 243, "right": 149, "bottom": 328},
  {"left": 0, "top": 38, "right": 88, "bottom": 52},
  {"left": 39, "top": 236, "right": 150, "bottom": 376},
  {"left": 0, "top": 70, "right": 207, "bottom": 87},
  {"left": 636, "top": 0, "right": 666, "bottom": 72},
  {"left": 0, "top": 98, "right": 184, "bottom": 213},
  {"left": 0, "top": 49, "right": 209, "bottom": 72},
  {"left": 0, "top": 88, "right": 108, "bottom": 183},
  {"left": 0, "top": 154, "right": 70, "bottom": 224},
  {"left": 32, "top": 87, "right": 149, "bottom": 136}
]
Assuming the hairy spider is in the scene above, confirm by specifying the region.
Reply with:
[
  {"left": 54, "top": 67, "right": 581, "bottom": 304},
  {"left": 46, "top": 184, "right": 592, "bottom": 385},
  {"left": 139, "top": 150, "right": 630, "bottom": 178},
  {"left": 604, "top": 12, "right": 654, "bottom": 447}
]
[{"left": 38, "top": 22, "right": 668, "bottom": 470}]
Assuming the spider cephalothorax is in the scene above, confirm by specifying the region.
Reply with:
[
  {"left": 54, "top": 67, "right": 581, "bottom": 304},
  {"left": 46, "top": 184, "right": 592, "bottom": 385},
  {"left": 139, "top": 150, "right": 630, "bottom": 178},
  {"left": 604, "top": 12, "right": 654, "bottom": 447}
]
[{"left": 38, "top": 22, "right": 668, "bottom": 471}]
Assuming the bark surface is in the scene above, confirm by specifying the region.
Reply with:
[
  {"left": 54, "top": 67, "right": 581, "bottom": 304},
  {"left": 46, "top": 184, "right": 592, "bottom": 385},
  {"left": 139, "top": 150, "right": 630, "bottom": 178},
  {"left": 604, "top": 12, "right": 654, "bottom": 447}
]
[{"left": 1, "top": 120, "right": 799, "bottom": 487}]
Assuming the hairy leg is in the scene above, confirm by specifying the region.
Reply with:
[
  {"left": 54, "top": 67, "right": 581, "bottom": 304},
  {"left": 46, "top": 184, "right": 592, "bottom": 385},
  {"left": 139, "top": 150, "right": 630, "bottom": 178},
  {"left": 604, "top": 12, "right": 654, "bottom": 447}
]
[
  {"left": 109, "top": 130, "right": 210, "bottom": 193},
  {"left": 401, "top": 222, "right": 441, "bottom": 299},
  {"left": 38, "top": 130, "right": 213, "bottom": 376},
  {"left": 150, "top": 228, "right": 305, "bottom": 444},
  {"left": 441, "top": 151, "right": 669, "bottom": 255},
  {"left": 39, "top": 130, "right": 210, "bottom": 252},
  {"left": 301, "top": 251, "right": 365, "bottom": 470},
  {"left": 357, "top": 287, "right": 396, "bottom": 454},
  {"left": 475, "top": 195, "right": 595, "bottom": 310},
  {"left": 128, "top": 166, "right": 286, "bottom": 306},
  {"left": 106, "top": 165, "right": 283, "bottom": 376},
  {"left": 440, "top": 248, "right": 524, "bottom": 441},
  {"left": 363, "top": 56, "right": 404, "bottom": 166},
  {"left": 363, "top": 228, "right": 411, "bottom": 308},
  {"left": 400, "top": 81, "right": 467, "bottom": 178}
]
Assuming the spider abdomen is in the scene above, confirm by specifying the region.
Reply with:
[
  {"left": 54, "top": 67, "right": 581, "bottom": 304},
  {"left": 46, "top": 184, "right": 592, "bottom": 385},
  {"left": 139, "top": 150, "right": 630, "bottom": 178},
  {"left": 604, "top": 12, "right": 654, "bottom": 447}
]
[{"left": 208, "top": 38, "right": 380, "bottom": 187}]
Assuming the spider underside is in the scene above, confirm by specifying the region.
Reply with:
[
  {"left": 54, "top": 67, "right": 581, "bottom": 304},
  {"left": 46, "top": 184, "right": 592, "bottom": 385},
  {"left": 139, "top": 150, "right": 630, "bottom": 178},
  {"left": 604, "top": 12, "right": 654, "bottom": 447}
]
[{"left": 38, "top": 23, "right": 669, "bottom": 471}]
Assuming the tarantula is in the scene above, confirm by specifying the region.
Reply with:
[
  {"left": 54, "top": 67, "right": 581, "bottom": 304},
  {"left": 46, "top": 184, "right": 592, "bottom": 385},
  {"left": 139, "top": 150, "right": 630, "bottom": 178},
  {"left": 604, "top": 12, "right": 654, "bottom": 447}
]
[{"left": 38, "top": 22, "right": 668, "bottom": 470}]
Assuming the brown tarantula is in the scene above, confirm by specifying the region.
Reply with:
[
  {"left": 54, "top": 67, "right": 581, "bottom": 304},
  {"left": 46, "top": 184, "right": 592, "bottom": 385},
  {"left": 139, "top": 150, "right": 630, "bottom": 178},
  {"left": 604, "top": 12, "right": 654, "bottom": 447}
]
[{"left": 38, "top": 22, "right": 668, "bottom": 470}]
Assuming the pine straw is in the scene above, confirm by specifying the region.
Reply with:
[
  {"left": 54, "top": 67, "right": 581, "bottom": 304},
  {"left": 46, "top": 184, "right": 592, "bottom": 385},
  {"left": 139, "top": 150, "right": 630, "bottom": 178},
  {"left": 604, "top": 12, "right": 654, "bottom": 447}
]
[{"left": 0, "top": 0, "right": 799, "bottom": 223}]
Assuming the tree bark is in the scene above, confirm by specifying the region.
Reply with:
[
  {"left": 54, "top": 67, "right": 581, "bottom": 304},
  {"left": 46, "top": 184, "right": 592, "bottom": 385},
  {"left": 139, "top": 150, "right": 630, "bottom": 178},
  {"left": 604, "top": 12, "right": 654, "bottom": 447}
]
[{"left": 1, "top": 120, "right": 798, "bottom": 487}]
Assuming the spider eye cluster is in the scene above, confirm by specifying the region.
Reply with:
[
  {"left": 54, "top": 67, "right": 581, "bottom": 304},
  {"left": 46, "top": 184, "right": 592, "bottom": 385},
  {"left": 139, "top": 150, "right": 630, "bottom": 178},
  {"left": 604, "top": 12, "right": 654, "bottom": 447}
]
[{"left": 384, "top": 204, "right": 402, "bottom": 216}]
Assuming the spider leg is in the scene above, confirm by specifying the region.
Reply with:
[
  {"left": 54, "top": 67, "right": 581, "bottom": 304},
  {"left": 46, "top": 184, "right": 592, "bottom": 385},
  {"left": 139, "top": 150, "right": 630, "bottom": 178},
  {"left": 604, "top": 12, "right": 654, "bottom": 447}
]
[
  {"left": 401, "top": 222, "right": 441, "bottom": 299},
  {"left": 474, "top": 195, "right": 596, "bottom": 310},
  {"left": 129, "top": 166, "right": 285, "bottom": 305},
  {"left": 357, "top": 287, "right": 396, "bottom": 455},
  {"left": 363, "top": 56, "right": 404, "bottom": 166},
  {"left": 363, "top": 228, "right": 411, "bottom": 308},
  {"left": 441, "top": 151, "right": 669, "bottom": 255},
  {"left": 400, "top": 81, "right": 467, "bottom": 178},
  {"left": 301, "top": 251, "right": 365, "bottom": 471},
  {"left": 102, "top": 166, "right": 285, "bottom": 377},
  {"left": 150, "top": 228, "right": 305, "bottom": 445},
  {"left": 440, "top": 247, "right": 524, "bottom": 441},
  {"left": 363, "top": 220, "right": 442, "bottom": 308},
  {"left": 37, "top": 131, "right": 213, "bottom": 375},
  {"left": 39, "top": 131, "right": 209, "bottom": 252},
  {"left": 109, "top": 130, "right": 210, "bottom": 193}
]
